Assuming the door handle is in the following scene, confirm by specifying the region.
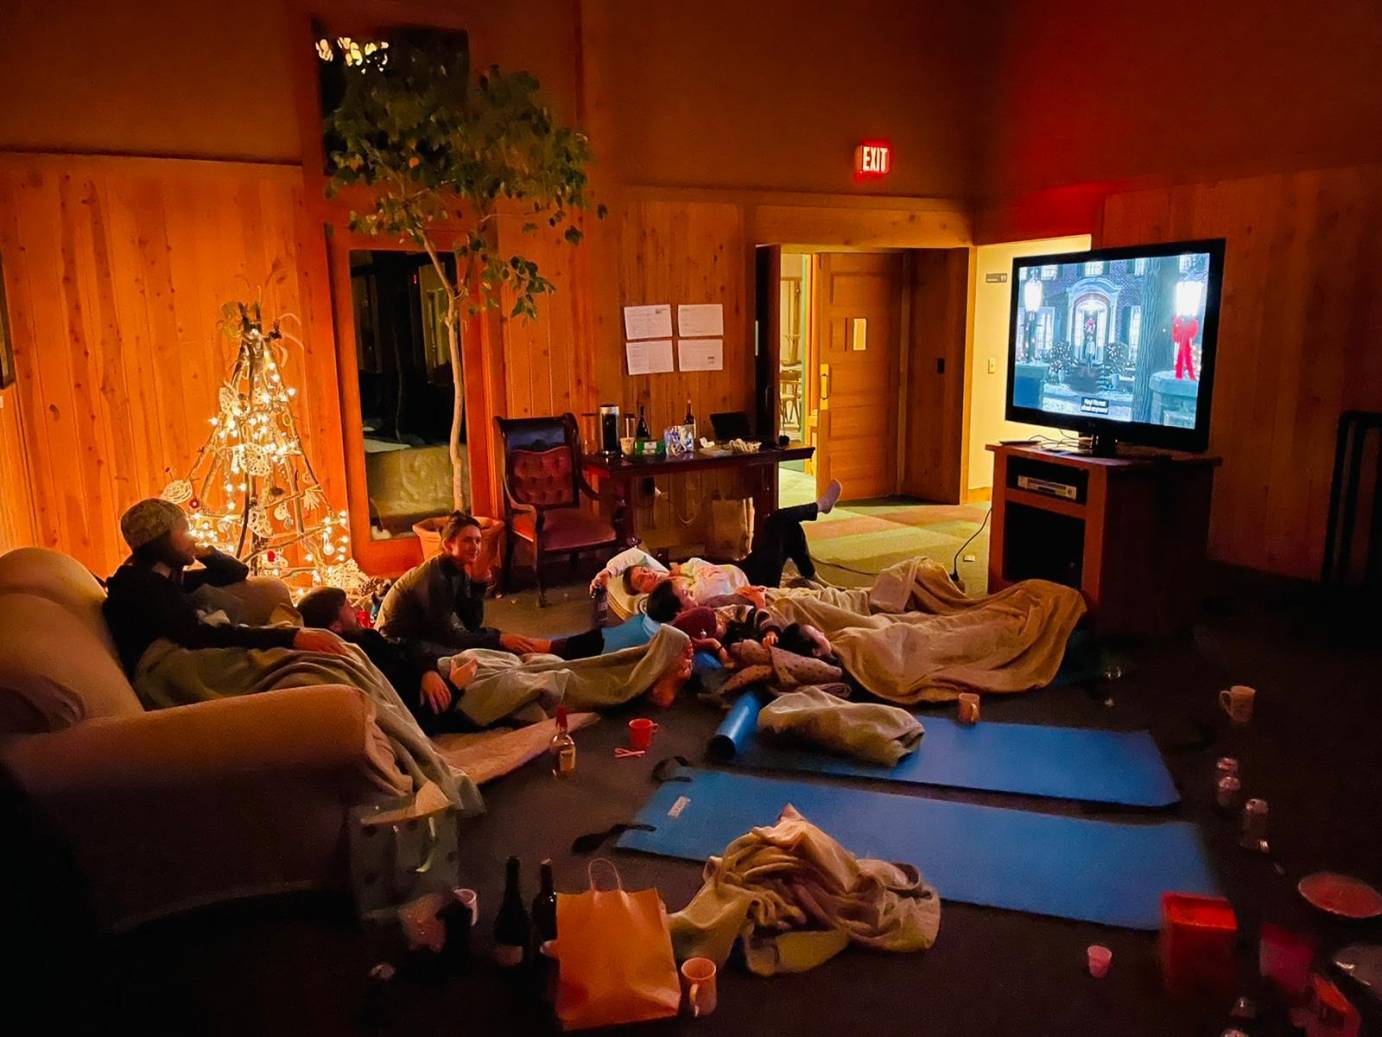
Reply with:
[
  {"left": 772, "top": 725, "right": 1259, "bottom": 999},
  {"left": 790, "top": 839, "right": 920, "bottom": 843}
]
[{"left": 819, "top": 363, "right": 831, "bottom": 408}]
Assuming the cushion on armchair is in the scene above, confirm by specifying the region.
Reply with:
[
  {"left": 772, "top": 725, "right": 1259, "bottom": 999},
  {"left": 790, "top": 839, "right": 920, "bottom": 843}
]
[
  {"left": 509, "top": 446, "right": 575, "bottom": 507},
  {"left": 510, "top": 508, "right": 617, "bottom": 551}
]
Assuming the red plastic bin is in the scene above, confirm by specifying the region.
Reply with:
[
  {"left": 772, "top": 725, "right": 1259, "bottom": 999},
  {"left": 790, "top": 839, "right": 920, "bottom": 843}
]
[{"left": 1160, "top": 892, "right": 1237, "bottom": 998}]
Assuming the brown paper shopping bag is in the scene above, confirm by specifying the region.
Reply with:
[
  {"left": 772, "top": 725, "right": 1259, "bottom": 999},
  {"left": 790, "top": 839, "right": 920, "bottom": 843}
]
[
  {"left": 554, "top": 859, "right": 681, "bottom": 1030},
  {"left": 708, "top": 495, "right": 754, "bottom": 561}
]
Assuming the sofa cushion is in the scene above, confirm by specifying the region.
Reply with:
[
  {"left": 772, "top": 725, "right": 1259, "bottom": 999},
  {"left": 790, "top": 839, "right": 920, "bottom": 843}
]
[
  {"left": 0, "top": 546, "right": 117, "bottom": 653},
  {"left": 0, "top": 593, "right": 143, "bottom": 735}
]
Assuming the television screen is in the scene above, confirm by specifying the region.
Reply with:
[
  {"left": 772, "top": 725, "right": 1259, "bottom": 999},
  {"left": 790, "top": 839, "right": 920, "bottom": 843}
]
[{"left": 1007, "top": 240, "right": 1224, "bottom": 452}]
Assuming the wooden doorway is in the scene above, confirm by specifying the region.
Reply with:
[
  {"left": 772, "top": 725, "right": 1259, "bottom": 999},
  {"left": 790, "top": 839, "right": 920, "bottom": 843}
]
[{"left": 813, "top": 253, "right": 904, "bottom": 499}]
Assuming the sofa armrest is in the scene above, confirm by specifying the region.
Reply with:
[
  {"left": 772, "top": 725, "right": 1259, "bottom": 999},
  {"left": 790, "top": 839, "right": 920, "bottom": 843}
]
[{"left": 1, "top": 686, "right": 410, "bottom": 929}]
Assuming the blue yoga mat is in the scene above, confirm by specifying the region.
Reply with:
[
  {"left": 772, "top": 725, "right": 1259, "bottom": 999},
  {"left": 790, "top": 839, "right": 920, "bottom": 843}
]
[
  {"left": 617, "top": 770, "right": 1218, "bottom": 930},
  {"left": 708, "top": 691, "right": 1180, "bottom": 808}
]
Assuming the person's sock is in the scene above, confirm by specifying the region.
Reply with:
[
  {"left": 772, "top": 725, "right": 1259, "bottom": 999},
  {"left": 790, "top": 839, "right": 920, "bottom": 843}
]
[{"left": 817, "top": 479, "right": 843, "bottom": 514}]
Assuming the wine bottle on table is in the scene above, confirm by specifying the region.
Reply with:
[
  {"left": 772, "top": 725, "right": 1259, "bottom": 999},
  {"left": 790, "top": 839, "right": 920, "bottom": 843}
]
[
  {"left": 636, "top": 404, "right": 650, "bottom": 440},
  {"left": 494, "top": 856, "right": 529, "bottom": 968},
  {"left": 684, "top": 398, "right": 697, "bottom": 443}
]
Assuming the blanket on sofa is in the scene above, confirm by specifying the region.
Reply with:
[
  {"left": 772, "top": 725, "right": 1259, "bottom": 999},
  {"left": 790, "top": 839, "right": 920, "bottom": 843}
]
[
  {"left": 763, "top": 557, "right": 1086, "bottom": 703},
  {"left": 135, "top": 640, "right": 484, "bottom": 815}
]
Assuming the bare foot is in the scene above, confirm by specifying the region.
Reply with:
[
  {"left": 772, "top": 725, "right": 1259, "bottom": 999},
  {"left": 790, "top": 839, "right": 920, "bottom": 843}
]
[
  {"left": 446, "top": 656, "right": 479, "bottom": 689},
  {"left": 817, "top": 479, "right": 843, "bottom": 514},
  {"left": 647, "top": 645, "right": 693, "bottom": 708}
]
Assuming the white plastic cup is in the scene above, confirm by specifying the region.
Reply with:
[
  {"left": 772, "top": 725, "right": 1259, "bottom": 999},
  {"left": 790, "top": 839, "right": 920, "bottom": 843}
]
[
  {"left": 1087, "top": 944, "right": 1112, "bottom": 978},
  {"left": 453, "top": 888, "right": 479, "bottom": 927}
]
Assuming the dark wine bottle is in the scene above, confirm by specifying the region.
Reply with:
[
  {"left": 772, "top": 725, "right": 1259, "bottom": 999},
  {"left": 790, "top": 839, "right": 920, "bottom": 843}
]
[
  {"left": 532, "top": 859, "right": 557, "bottom": 946},
  {"left": 684, "top": 398, "right": 697, "bottom": 442},
  {"left": 493, "top": 856, "right": 529, "bottom": 968},
  {"left": 636, "top": 404, "right": 651, "bottom": 439}
]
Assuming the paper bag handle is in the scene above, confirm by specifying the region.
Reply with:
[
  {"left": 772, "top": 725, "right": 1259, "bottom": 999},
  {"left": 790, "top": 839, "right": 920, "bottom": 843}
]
[{"left": 586, "top": 857, "right": 624, "bottom": 891}]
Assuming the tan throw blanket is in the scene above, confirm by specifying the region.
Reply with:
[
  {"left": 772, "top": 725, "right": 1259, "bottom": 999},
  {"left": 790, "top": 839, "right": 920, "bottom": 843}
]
[
  {"left": 669, "top": 804, "right": 940, "bottom": 975},
  {"left": 764, "top": 556, "right": 1086, "bottom": 703},
  {"left": 135, "top": 640, "right": 484, "bottom": 816},
  {"left": 759, "top": 689, "right": 923, "bottom": 766}
]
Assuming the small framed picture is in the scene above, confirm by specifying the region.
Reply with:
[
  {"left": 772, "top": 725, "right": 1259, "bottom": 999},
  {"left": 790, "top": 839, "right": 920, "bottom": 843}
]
[
  {"left": 0, "top": 253, "right": 13, "bottom": 389},
  {"left": 663, "top": 424, "right": 695, "bottom": 457}
]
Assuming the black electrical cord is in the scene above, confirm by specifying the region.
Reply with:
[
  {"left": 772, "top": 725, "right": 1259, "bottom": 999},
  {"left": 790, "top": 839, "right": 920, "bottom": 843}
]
[{"left": 950, "top": 505, "right": 992, "bottom": 581}]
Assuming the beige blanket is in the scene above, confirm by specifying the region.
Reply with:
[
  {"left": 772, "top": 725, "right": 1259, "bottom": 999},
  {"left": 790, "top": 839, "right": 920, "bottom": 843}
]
[
  {"left": 669, "top": 804, "right": 940, "bottom": 975},
  {"left": 136, "top": 640, "right": 484, "bottom": 816},
  {"left": 764, "top": 557, "right": 1085, "bottom": 703}
]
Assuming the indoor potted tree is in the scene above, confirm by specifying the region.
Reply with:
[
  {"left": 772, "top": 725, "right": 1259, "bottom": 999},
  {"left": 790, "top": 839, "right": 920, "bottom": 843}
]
[{"left": 322, "top": 29, "right": 601, "bottom": 574}]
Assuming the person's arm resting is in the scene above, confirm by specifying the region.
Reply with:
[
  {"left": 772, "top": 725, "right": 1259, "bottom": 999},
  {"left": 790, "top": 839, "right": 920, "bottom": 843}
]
[
  {"left": 591, "top": 548, "right": 668, "bottom": 591},
  {"left": 182, "top": 549, "right": 250, "bottom": 592},
  {"left": 150, "top": 581, "right": 296, "bottom": 653}
]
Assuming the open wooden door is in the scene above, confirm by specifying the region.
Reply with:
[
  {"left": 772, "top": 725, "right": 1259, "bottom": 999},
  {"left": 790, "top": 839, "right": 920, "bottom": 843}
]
[
  {"left": 754, "top": 245, "right": 782, "bottom": 438},
  {"left": 814, "top": 253, "right": 903, "bottom": 499}
]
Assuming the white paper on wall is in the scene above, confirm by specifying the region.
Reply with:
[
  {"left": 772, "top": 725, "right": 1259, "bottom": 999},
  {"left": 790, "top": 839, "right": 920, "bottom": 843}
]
[
  {"left": 626, "top": 339, "right": 675, "bottom": 375},
  {"left": 677, "top": 303, "right": 724, "bottom": 338},
  {"left": 676, "top": 338, "right": 723, "bottom": 372},
  {"left": 623, "top": 304, "right": 673, "bottom": 340}
]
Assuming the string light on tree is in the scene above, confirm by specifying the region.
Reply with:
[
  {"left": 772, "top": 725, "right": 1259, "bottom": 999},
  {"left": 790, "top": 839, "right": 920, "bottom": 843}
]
[{"left": 161, "top": 299, "right": 367, "bottom": 597}]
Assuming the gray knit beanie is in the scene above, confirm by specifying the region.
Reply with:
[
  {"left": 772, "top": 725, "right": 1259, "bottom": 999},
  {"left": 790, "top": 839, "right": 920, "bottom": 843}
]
[{"left": 120, "top": 498, "right": 186, "bottom": 551}]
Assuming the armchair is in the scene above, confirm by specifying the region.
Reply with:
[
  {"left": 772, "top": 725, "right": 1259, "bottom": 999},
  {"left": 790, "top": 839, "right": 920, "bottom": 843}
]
[{"left": 494, "top": 413, "right": 620, "bottom": 606}]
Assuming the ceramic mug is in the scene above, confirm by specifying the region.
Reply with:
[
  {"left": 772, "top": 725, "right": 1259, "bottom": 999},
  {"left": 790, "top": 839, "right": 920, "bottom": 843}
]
[
  {"left": 1219, "top": 685, "right": 1256, "bottom": 725},
  {"left": 629, "top": 718, "right": 659, "bottom": 750},
  {"left": 681, "top": 957, "right": 717, "bottom": 1017},
  {"left": 957, "top": 692, "right": 981, "bottom": 725}
]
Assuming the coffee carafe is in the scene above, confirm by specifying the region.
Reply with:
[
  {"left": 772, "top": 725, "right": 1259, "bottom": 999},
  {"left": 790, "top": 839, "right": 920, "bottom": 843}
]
[{"left": 598, "top": 404, "right": 621, "bottom": 456}]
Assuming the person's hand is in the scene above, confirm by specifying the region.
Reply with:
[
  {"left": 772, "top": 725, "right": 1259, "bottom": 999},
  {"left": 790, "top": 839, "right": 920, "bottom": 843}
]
[
  {"left": 499, "top": 633, "right": 552, "bottom": 655},
  {"left": 591, "top": 570, "right": 613, "bottom": 592},
  {"left": 740, "top": 586, "right": 768, "bottom": 609},
  {"left": 762, "top": 630, "right": 779, "bottom": 648},
  {"left": 419, "top": 671, "right": 453, "bottom": 715},
  {"left": 293, "top": 628, "right": 351, "bottom": 656}
]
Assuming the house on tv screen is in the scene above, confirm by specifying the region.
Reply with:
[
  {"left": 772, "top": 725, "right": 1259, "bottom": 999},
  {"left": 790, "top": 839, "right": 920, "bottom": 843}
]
[{"left": 1013, "top": 254, "right": 1211, "bottom": 428}]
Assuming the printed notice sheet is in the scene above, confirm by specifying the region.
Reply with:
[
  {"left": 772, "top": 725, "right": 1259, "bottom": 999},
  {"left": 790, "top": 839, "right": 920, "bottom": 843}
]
[
  {"left": 626, "top": 339, "right": 675, "bottom": 375},
  {"left": 677, "top": 303, "right": 724, "bottom": 338},
  {"left": 677, "top": 338, "right": 723, "bottom": 372},
  {"left": 623, "top": 304, "right": 673, "bottom": 341}
]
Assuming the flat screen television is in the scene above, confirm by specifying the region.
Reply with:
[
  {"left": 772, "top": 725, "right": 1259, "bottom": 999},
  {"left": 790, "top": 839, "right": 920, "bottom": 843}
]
[{"left": 1006, "top": 239, "right": 1225, "bottom": 455}]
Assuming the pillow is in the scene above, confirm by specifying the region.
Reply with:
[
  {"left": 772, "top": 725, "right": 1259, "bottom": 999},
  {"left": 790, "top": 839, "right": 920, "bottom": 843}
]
[{"left": 0, "top": 593, "right": 143, "bottom": 734}]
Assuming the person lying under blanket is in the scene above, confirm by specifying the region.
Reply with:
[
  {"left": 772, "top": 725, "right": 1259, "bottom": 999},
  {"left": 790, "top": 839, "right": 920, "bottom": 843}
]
[{"left": 590, "top": 479, "right": 844, "bottom": 607}]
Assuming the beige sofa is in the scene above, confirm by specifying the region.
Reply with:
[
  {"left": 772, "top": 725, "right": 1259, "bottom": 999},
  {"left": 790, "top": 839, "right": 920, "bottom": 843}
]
[{"left": 0, "top": 547, "right": 409, "bottom": 931}]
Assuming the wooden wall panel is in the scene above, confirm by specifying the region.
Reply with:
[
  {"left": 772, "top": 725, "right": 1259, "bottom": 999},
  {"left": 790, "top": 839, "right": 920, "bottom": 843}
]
[
  {"left": 0, "top": 154, "right": 344, "bottom": 576},
  {"left": 1101, "top": 164, "right": 1382, "bottom": 578},
  {"left": 0, "top": 387, "right": 37, "bottom": 553},
  {"left": 901, "top": 248, "right": 973, "bottom": 503},
  {"left": 587, "top": 198, "right": 752, "bottom": 549}
]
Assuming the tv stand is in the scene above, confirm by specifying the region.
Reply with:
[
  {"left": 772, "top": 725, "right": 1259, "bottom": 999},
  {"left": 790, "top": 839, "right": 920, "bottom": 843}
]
[{"left": 987, "top": 443, "right": 1221, "bottom": 636}]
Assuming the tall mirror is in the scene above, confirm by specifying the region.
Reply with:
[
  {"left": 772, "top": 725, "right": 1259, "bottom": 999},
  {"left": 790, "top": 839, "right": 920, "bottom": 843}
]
[{"left": 349, "top": 248, "right": 466, "bottom": 540}]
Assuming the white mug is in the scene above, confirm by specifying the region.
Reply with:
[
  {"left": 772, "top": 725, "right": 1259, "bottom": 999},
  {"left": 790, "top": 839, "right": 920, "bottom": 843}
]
[
  {"left": 1219, "top": 685, "right": 1255, "bottom": 725},
  {"left": 681, "top": 957, "right": 717, "bottom": 1017}
]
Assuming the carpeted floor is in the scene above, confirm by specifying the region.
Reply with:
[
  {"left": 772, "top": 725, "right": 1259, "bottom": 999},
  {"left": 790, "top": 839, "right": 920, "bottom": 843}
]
[
  {"left": 779, "top": 466, "right": 991, "bottom": 593},
  {"left": 9, "top": 574, "right": 1382, "bottom": 1036}
]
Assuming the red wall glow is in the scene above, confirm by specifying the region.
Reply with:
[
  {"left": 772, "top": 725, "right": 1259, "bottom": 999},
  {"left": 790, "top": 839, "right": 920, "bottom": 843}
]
[{"left": 853, "top": 141, "right": 891, "bottom": 179}]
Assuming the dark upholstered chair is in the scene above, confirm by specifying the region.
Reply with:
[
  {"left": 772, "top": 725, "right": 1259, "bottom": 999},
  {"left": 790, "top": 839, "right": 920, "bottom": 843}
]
[{"left": 494, "top": 413, "right": 620, "bottom": 606}]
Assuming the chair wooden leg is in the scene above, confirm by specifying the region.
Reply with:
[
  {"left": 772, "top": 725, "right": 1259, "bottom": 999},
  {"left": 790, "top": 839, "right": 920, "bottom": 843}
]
[{"left": 536, "top": 552, "right": 548, "bottom": 607}]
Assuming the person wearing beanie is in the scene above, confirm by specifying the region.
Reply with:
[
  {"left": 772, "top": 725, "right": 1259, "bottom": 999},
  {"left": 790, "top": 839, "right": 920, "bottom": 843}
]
[{"left": 103, "top": 497, "right": 348, "bottom": 677}]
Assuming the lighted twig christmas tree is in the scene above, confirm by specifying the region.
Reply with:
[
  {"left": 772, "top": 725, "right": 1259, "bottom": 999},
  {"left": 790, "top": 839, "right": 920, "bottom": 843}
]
[{"left": 160, "top": 300, "right": 367, "bottom": 596}]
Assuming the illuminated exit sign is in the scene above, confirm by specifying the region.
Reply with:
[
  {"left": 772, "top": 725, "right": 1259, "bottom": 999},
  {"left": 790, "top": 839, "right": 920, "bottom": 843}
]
[{"left": 854, "top": 141, "right": 891, "bottom": 179}]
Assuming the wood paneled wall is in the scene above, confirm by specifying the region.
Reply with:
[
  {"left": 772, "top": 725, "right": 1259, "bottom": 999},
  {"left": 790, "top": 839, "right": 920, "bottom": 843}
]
[
  {"left": 1101, "top": 164, "right": 1382, "bottom": 579},
  {"left": 902, "top": 248, "right": 973, "bottom": 503},
  {"left": 0, "top": 154, "right": 345, "bottom": 576},
  {"left": 0, "top": 387, "right": 37, "bottom": 553}
]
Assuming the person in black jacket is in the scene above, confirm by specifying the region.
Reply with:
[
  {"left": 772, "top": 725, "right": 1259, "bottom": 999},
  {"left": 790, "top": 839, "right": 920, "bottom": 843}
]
[
  {"left": 375, "top": 512, "right": 549, "bottom": 655},
  {"left": 297, "top": 586, "right": 477, "bottom": 732},
  {"left": 102, "top": 498, "right": 348, "bottom": 677}
]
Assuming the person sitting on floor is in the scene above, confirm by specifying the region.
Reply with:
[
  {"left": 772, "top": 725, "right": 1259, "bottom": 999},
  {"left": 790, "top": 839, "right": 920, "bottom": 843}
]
[
  {"left": 591, "top": 479, "right": 843, "bottom": 604},
  {"left": 103, "top": 498, "right": 349, "bottom": 677},
  {"left": 297, "top": 586, "right": 479, "bottom": 733},
  {"left": 377, "top": 512, "right": 551, "bottom": 656}
]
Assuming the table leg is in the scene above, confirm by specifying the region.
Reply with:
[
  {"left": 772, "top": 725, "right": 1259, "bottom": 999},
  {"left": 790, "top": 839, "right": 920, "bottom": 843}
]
[{"left": 610, "top": 473, "right": 636, "bottom": 548}]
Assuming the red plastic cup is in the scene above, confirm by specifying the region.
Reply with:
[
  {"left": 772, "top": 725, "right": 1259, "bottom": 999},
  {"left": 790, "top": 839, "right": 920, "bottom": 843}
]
[{"left": 628, "top": 718, "right": 658, "bottom": 751}]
